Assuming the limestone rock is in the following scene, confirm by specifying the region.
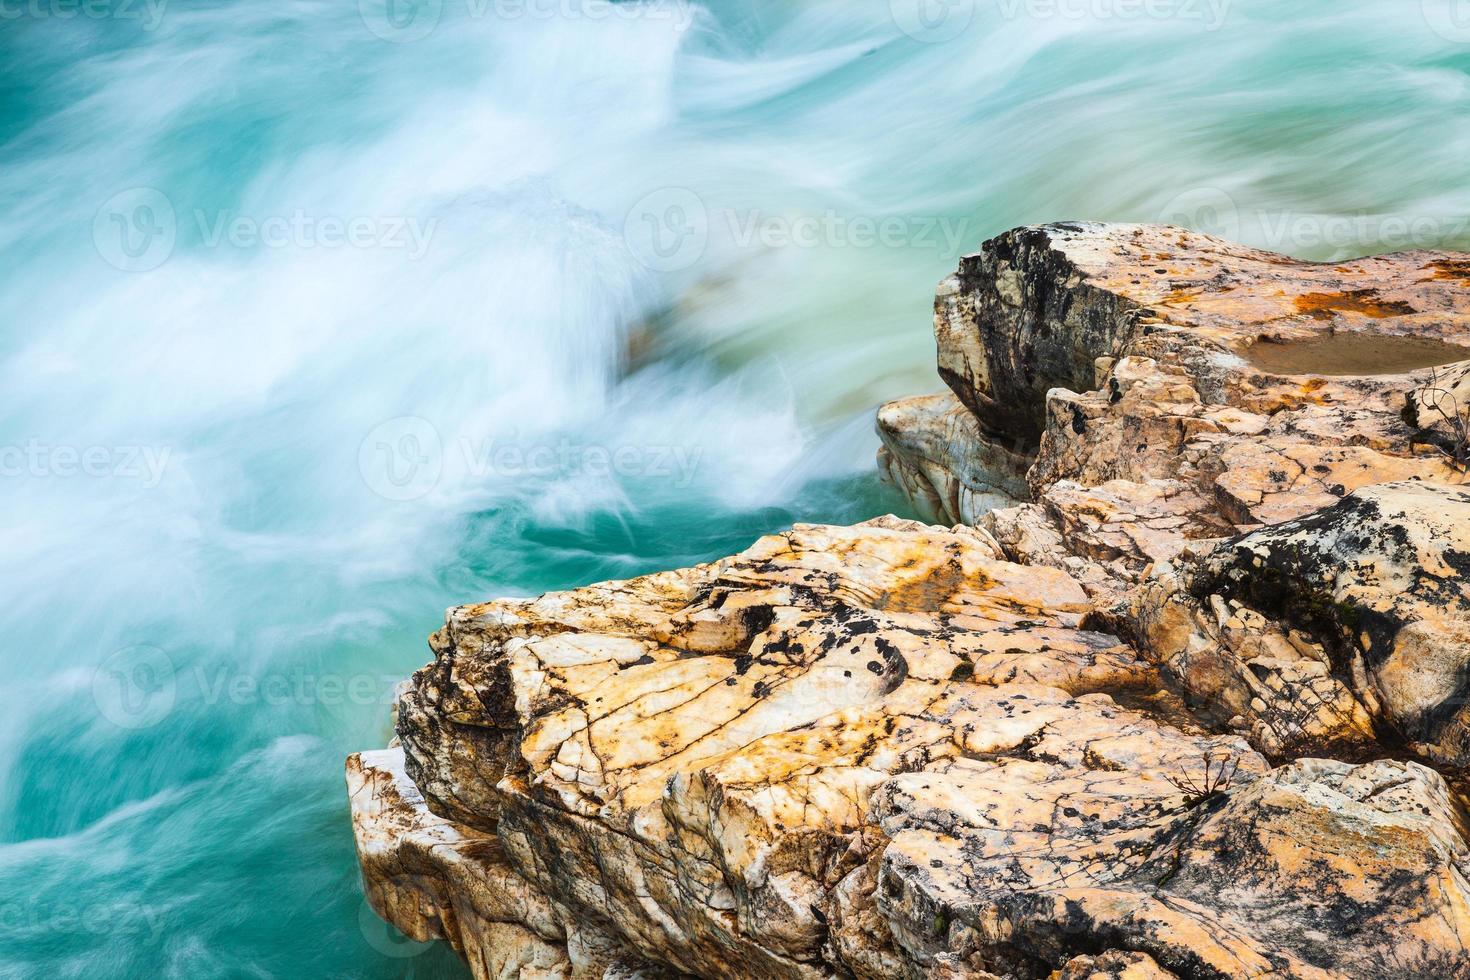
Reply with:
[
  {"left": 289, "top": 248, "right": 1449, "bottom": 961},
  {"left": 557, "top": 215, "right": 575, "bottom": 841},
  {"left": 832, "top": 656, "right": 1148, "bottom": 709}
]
[
  {"left": 877, "top": 391, "right": 1031, "bottom": 525},
  {"left": 1405, "top": 359, "right": 1470, "bottom": 469},
  {"left": 934, "top": 222, "right": 1470, "bottom": 446},
  {"left": 351, "top": 512, "right": 1470, "bottom": 977},
  {"left": 880, "top": 222, "right": 1470, "bottom": 767},
  {"left": 875, "top": 754, "right": 1470, "bottom": 977},
  {"left": 348, "top": 748, "right": 575, "bottom": 979},
  {"left": 1051, "top": 951, "right": 1177, "bottom": 979},
  {"left": 1040, "top": 478, "right": 1226, "bottom": 574},
  {"left": 352, "top": 223, "right": 1470, "bottom": 979},
  {"left": 893, "top": 222, "right": 1467, "bottom": 551},
  {"left": 979, "top": 502, "right": 1118, "bottom": 599},
  {"left": 388, "top": 519, "right": 1165, "bottom": 978},
  {"left": 1190, "top": 481, "right": 1470, "bottom": 768},
  {"left": 1130, "top": 573, "right": 1379, "bottom": 759}
]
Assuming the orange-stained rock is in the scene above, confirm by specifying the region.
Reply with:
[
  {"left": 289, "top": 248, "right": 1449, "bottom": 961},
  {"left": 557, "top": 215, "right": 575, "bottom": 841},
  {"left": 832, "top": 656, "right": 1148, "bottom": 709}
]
[
  {"left": 1190, "top": 481, "right": 1470, "bottom": 770},
  {"left": 1052, "top": 951, "right": 1177, "bottom": 979},
  {"left": 875, "top": 754, "right": 1470, "bottom": 977},
  {"left": 386, "top": 519, "right": 1180, "bottom": 979},
  {"left": 349, "top": 224, "right": 1470, "bottom": 980},
  {"left": 351, "top": 512, "right": 1470, "bottom": 978},
  {"left": 931, "top": 222, "right": 1470, "bottom": 447},
  {"left": 881, "top": 222, "right": 1470, "bottom": 771}
]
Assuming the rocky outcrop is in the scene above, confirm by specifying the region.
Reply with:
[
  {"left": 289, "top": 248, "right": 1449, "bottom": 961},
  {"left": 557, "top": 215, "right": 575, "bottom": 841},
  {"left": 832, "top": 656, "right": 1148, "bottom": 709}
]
[
  {"left": 883, "top": 222, "right": 1470, "bottom": 768},
  {"left": 377, "top": 518, "right": 1186, "bottom": 978},
  {"left": 877, "top": 393, "right": 1032, "bottom": 524},
  {"left": 929, "top": 222, "right": 1470, "bottom": 454},
  {"left": 350, "top": 224, "right": 1470, "bottom": 978},
  {"left": 1188, "top": 482, "right": 1470, "bottom": 767}
]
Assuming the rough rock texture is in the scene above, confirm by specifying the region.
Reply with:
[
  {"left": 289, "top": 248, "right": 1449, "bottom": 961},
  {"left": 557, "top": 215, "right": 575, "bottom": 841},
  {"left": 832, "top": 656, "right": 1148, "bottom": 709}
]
[
  {"left": 877, "top": 392, "right": 1032, "bottom": 523},
  {"left": 1189, "top": 482, "right": 1470, "bottom": 768},
  {"left": 378, "top": 518, "right": 1206, "bottom": 979},
  {"left": 883, "top": 222, "right": 1470, "bottom": 768},
  {"left": 1050, "top": 952, "right": 1176, "bottom": 979},
  {"left": 352, "top": 224, "right": 1470, "bottom": 979}
]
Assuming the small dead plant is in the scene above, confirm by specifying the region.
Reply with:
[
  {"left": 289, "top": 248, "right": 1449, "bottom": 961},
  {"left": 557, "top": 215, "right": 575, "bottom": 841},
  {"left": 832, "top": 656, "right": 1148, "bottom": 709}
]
[
  {"left": 1404, "top": 365, "right": 1470, "bottom": 474},
  {"left": 1165, "top": 750, "right": 1240, "bottom": 809}
]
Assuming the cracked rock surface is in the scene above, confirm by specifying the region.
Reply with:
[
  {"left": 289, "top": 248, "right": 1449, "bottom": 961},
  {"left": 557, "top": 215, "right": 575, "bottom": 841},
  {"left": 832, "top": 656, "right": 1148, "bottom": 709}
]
[
  {"left": 883, "top": 222, "right": 1470, "bottom": 770},
  {"left": 350, "top": 224, "right": 1470, "bottom": 978}
]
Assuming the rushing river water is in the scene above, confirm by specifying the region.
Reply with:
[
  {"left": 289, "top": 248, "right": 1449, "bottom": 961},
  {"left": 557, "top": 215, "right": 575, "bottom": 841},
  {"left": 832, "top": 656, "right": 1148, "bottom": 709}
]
[{"left": 2, "top": 1, "right": 1469, "bottom": 976}]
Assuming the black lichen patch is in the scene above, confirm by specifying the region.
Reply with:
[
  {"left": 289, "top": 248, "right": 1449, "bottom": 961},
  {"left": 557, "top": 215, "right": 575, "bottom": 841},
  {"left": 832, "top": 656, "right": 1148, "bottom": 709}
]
[
  {"left": 1190, "top": 494, "right": 1400, "bottom": 670},
  {"left": 1189, "top": 489, "right": 1470, "bottom": 755}
]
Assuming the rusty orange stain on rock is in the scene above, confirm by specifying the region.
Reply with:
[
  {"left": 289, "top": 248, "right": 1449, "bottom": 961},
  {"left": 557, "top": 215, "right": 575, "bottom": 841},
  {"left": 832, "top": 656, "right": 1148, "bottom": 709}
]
[
  {"left": 1293, "top": 289, "right": 1418, "bottom": 320},
  {"left": 1425, "top": 259, "right": 1470, "bottom": 282}
]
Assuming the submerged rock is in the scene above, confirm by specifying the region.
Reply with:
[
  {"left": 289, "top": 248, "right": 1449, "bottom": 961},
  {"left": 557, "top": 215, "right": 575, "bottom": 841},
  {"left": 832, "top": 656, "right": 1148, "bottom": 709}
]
[{"left": 351, "top": 224, "right": 1470, "bottom": 978}]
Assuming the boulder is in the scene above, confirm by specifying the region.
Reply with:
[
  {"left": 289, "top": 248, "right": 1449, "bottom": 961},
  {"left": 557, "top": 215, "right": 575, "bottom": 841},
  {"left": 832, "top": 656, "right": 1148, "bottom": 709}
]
[
  {"left": 877, "top": 391, "right": 1031, "bottom": 525},
  {"left": 351, "top": 517, "right": 1470, "bottom": 977},
  {"left": 1189, "top": 481, "right": 1470, "bottom": 768},
  {"left": 933, "top": 222, "right": 1470, "bottom": 447}
]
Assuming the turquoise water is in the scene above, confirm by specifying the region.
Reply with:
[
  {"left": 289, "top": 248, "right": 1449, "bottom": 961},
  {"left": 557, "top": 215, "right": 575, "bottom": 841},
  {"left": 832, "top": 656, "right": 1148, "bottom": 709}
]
[{"left": 2, "top": 1, "right": 1469, "bottom": 976}]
